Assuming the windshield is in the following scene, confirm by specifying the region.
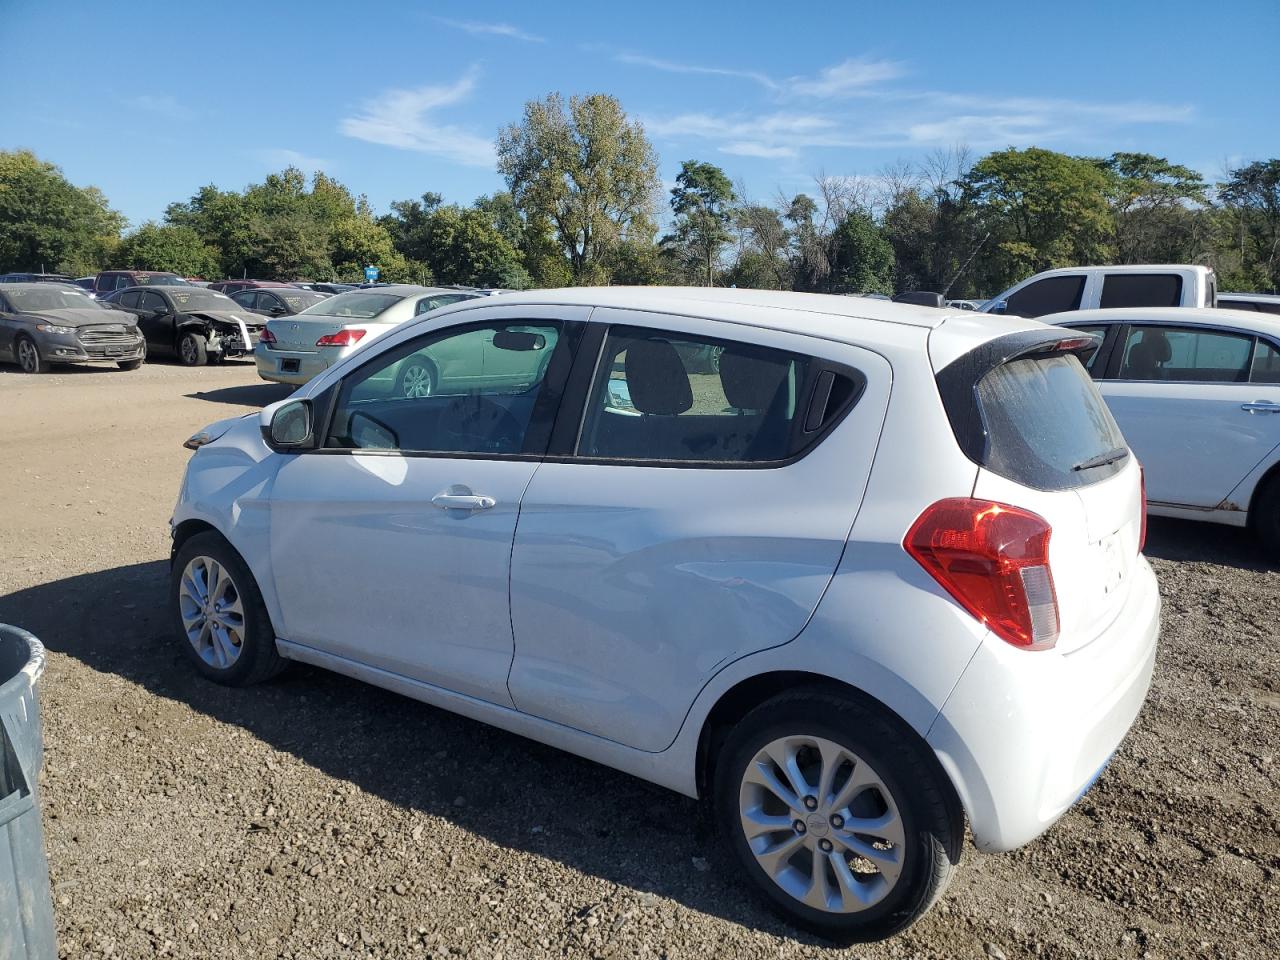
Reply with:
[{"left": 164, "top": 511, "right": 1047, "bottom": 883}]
[
  {"left": 138, "top": 275, "right": 189, "bottom": 286},
  {"left": 6, "top": 288, "right": 104, "bottom": 312},
  {"left": 298, "top": 290, "right": 404, "bottom": 319},
  {"left": 281, "top": 291, "right": 329, "bottom": 309},
  {"left": 168, "top": 289, "right": 241, "bottom": 312}
]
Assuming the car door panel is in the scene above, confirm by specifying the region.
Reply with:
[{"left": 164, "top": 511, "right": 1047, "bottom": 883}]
[
  {"left": 1102, "top": 381, "right": 1280, "bottom": 508},
  {"left": 507, "top": 310, "right": 892, "bottom": 752},
  {"left": 266, "top": 308, "right": 586, "bottom": 706}
]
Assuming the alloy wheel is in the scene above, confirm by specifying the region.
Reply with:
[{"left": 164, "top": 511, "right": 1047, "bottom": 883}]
[
  {"left": 17, "top": 339, "right": 39, "bottom": 372},
  {"left": 738, "top": 734, "right": 906, "bottom": 913},
  {"left": 177, "top": 555, "right": 246, "bottom": 669},
  {"left": 180, "top": 336, "right": 199, "bottom": 365},
  {"left": 401, "top": 363, "right": 434, "bottom": 398}
]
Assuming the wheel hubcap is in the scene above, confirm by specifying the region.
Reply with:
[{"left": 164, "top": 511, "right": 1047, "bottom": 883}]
[
  {"left": 178, "top": 556, "right": 245, "bottom": 668},
  {"left": 401, "top": 364, "right": 433, "bottom": 398},
  {"left": 739, "top": 735, "right": 906, "bottom": 914}
]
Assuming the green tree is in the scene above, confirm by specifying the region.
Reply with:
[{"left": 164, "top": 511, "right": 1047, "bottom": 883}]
[
  {"left": 116, "top": 223, "right": 221, "bottom": 277},
  {"left": 726, "top": 203, "right": 791, "bottom": 290},
  {"left": 329, "top": 214, "right": 416, "bottom": 283},
  {"left": 497, "top": 93, "right": 659, "bottom": 283},
  {"left": 1219, "top": 159, "right": 1280, "bottom": 292},
  {"left": 666, "top": 160, "right": 735, "bottom": 285},
  {"left": 1097, "top": 152, "right": 1208, "bottom": 264},
  {"left": 381, "top": 194, "right": 528, "bottom": 287},
  {"left": 962, "top": 147, "right": 1114, "bottom": 291},
  {"left": 828, "top": 211, "right": 895, "bottom": 294},
  {"left": 0, "top": 149, "right": 124, "bottom": 274}
]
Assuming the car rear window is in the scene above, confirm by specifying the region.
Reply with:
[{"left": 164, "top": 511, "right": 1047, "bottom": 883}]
[
  {"left": 301, "top": 290, "right": 404, "bottom": 319},
  {"left": 1099, "top": 273, "right": 1183, "bottom": 308},
  {"left": 977, "top": 354, "right": 1128, "bottom": 490}
]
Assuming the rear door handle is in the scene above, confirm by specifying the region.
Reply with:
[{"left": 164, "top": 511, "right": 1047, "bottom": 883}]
[
  {"left": 1241, "top": 401, "right": 1280, "bottom": 414},
  {"left": 431, "top": 493, "right": 496, "bottom": 510}
]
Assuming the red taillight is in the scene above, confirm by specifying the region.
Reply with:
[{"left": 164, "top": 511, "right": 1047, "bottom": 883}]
[
  {"left": 905, "top": 498, "right": 1059, "bottom": 650},
  {"left": 1139, "top": 467, "right": 1148, "bottom": 553},
  {"left": 316, "top": 329, "right": 366, "bottom": 347},
  {"left": 259, "top": 327, "right": 276, "bottom": 346}
]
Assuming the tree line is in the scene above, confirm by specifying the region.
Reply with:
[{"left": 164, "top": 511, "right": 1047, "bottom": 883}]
[{"left": 2, "top": 93, "right": 1278, "bottom": 296}]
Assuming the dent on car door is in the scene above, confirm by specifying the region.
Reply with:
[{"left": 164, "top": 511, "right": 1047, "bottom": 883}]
[
  {"left": 1098, "top": 323, "right": 1280, "bottom": 509},
  {"left": 507, "top": 311, "right": 892, "bottom": 752},
  {"left": 265, "top": 307, "right": 587, "bottom": 704}
]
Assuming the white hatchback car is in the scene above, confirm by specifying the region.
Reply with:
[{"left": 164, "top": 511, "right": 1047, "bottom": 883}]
[
  {"left": 172, "top": 288, "right": 1159, "bottom": 940},
  {"left": 1043, "top": 307, "right": 1280, "bottom": 554}
]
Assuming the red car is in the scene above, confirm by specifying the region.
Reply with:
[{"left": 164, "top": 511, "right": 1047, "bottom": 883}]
[{"left": 207, "top": 280, "right": 295, "bottom": 295}]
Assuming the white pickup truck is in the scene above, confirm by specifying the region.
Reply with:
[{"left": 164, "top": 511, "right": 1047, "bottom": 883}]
[{"left": 982, "top": 264, "right": 1217, "bottom": 318}]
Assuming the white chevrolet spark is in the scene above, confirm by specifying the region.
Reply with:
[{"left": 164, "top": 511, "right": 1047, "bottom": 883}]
[{"left": 171, "top": 288, "right": 1159, "bottom": 941}]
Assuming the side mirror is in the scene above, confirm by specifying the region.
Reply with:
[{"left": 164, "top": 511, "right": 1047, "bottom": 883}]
[
  {"left": 263, "top": 398, "right": 315, "bottom": 450},
  {"left": 270, "top": 306, "right": 287, "bottom": 316}
]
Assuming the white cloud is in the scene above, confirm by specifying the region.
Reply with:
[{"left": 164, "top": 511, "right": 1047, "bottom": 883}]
[
  {"left": 784, "top": 57, "right": 906, "bottom": 97},
  {"left": 616, "top": 53, "right": 776, "bottom": 90},
  {"left": 257, "top": 148, "right": 332, "bottom": 173},
  {"left": 338, "top": 68, "right": 494, "bottom": 167},
  {"left": 721, "top": 142, "right": 797, "bottom": 159},
  {"left": 434, "top": 17, "right": 544, "bottom": 42}
]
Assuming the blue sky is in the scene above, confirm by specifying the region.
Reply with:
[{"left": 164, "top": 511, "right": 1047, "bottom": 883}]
[{"left": 4, "top": 0, "right": 1277, "bottom": 228}]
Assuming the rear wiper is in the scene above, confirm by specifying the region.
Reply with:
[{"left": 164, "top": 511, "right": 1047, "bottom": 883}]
[{"left": 1072, "top": 447, "right": 1129, "bottom": 471}]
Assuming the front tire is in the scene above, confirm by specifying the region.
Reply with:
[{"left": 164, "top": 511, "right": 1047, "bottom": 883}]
[
  {"left": 170, "top": 532, "right": 286, "bottom": 686},
  {"left": 713, "top": 689, "right": 961, "bottom": 942},
  {"left": 16, "top": 335, "right": 48, "bottom": 373},
  {"left": 178, "top": 330, "right": 208, "bottom": 366}
]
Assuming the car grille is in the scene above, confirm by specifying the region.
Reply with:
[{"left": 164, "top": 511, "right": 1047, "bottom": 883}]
[{"left": 79, "top": 325, "right": 137, "bottom": 345}]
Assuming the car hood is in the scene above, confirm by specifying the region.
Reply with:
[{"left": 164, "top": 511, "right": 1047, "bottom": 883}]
[{"left": 22, "top": 307, "right": 134, "bottom": 328}]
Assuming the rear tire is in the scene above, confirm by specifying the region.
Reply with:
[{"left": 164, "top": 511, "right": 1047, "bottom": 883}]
[
  {"left": 170, "top": 532, "right": 286, "bottom": 686},
  {"left": 178, "top": 330, "right": 208, "bottom": 367},
  {"left": 1251, "top": 474, "right": 1280, "bottom": 558},
  {"left": 713, "top": 689, "right": 961, "bottom": 943},
  {"left": 16, "top": 335, "right": 48, "bottom": 373}
]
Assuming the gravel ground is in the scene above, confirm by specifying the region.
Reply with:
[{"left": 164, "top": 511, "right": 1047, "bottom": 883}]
[{"left": 0, "top": 360, "right": 1277, "bottom": 960}]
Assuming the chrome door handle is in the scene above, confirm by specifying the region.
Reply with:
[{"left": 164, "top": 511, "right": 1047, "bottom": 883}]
[
  {"left": 431, "top": 493, "right": 496, "bottom": 510},
  {"left": 1241, "top": 401, "right": 1280, "bottom": 414}
]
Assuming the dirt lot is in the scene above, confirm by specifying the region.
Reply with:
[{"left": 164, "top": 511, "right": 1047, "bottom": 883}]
[{"left": 0, "top": 360, "right": 1277, "bottom": 960}]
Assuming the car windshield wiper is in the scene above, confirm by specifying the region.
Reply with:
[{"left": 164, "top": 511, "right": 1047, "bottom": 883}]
[{"left": 1072, "top": 446, "right": 1129, "bottom": 471}]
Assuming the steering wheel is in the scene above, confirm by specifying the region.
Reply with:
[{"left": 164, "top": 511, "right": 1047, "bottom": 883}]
[{"left": 444, "top": 395, "right": 524, "bottom": 453}]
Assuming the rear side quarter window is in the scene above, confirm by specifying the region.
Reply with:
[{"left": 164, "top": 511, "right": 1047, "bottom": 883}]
[{"left": 1099, "top": 273, "right": 1183, "bottom": 309}]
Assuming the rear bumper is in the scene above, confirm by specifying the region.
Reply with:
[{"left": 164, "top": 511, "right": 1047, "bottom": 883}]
[
  {"left": 927, "top": 555, "right": 1160, "bottom": 852},
  {"left": 254, "top": 344, "right": 328, "bottom": 385}
]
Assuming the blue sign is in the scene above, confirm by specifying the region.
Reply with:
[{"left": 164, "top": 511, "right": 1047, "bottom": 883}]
[{"left": 364, "top": 265, "right": 380, "bottom": 282}]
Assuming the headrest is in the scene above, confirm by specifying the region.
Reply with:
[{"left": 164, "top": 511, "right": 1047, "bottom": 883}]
[
  {"left": 624, "top": 339, "right": 692, "bottom": 415},
  {"left": 1141, "top": 330, "right": 1172, "bottom": 363},
  {"left": 719, "top": 349, "right": 789, "bottom": 411}
]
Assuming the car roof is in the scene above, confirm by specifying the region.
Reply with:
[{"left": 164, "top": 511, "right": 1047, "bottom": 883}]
[
  {"left": 1016, "top": 264, "right": 1212, "bottom": 278},
  {"left": 106, "top": 270, "right": 180, "bottom": 276},
  {"left": 1220, "top": 291, "right": 1280, "bottom": 302},
  {"left": 458, "top": 286, "right": 955, "bottom": 331},
  {"left": 0, "top": 282, "right": 94, "bottom": 293},
  {"left": 1042, "top": 306, "right": 1280, "bottom": 336}
]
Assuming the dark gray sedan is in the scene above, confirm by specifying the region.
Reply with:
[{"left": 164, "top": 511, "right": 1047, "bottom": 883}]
[{"left": 0, "top": 284, "right": 145, "bottom": 373}]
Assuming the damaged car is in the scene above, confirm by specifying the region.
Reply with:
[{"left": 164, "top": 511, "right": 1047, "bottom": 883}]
[
  {"left": 103, "top": 286, "right": 263, "bottom": 366},
  {"left": 0, "top": 283, "right": 146, "bottom": 373}
]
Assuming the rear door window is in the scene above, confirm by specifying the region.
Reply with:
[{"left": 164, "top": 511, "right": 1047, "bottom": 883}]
[
  {"left": 1251, "top": 341, "right": 1280, "bottom": 384},
  {"left": 1118, "top": 325, "right": 1253, "bottom": 382},
  {"left": 577, "top": 327, "right": 860, "bottom": 464},
  {"left": 1099, "top": 273, "right": 1183, "bottom": 308},
  {"left": 977, "top": 353, "right": 1127, "bottom": 490},
  {"left": 1004, "top": 275, "right": 1086, "bottom": 317}
]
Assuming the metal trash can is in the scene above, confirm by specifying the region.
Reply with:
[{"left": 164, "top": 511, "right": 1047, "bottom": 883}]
[{"left": 0, "top": 625, "right": 56, "bottom": 960}]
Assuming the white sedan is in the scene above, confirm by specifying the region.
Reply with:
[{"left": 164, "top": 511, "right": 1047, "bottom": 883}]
[
  {"left": 1044, "top": 307, "right": 1280, "bottom": 553},
  {"left": 174, "top": 288, "right": 1158, "bottom": 940}
]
